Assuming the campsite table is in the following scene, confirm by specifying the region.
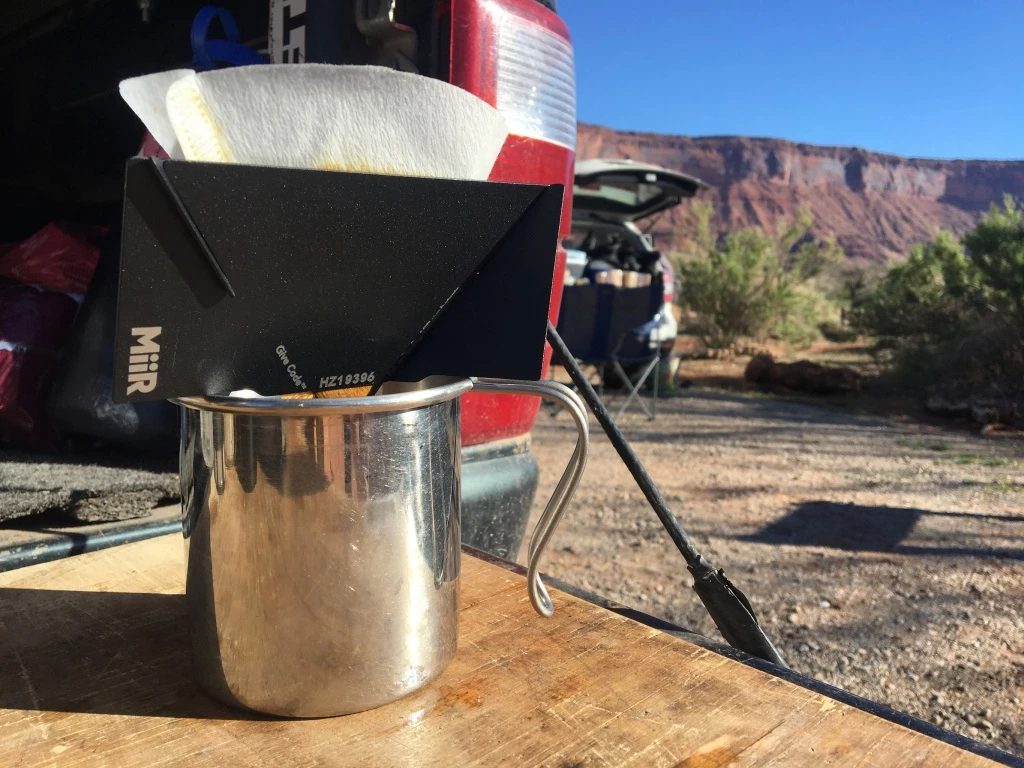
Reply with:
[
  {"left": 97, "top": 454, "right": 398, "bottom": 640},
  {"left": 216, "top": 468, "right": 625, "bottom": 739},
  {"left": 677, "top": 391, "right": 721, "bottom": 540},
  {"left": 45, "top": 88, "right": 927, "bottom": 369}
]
[{"left": 0, "top": 535, "right": 1008, "bottom": 767}]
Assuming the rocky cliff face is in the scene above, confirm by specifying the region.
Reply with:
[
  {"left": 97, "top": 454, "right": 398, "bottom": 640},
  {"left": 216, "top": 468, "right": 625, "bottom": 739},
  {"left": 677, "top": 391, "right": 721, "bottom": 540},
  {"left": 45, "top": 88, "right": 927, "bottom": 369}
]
[{"left": 577, "top": 123, "right": 1024, "bottom": 262}]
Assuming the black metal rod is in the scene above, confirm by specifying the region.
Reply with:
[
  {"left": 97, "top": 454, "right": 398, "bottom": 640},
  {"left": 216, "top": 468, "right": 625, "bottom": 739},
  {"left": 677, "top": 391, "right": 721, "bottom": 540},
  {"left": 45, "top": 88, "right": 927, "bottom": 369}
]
[
  {"left": 546, "top": 321, "right": 787, "bottom": 667},
  {"left": 546, "top": 322, "right": 704, "bottom": 568}
]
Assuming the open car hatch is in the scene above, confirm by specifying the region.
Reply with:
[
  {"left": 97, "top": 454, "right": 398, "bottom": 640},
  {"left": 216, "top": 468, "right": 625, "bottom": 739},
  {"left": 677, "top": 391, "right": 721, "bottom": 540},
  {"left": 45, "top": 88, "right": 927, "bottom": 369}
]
[{"left": 573, "top": 158, "right": 707, "bottom": 222}]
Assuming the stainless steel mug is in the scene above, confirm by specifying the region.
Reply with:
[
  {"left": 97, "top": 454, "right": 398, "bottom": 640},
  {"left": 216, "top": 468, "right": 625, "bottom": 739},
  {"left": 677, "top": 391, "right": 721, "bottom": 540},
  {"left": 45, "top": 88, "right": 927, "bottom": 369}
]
[{"left": 176, "top": 377, "right": 588, "bottom": 717}]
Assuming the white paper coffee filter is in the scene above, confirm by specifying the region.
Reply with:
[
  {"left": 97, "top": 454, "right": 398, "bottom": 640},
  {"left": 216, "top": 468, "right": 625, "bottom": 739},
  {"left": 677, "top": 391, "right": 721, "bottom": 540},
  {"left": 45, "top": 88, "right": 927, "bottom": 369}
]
[
  {"left": 118, "top": 69, "right": 194, "bottom": 159},
  {"left": 164, "top": 64, "right": 509, "bottom": 180}
]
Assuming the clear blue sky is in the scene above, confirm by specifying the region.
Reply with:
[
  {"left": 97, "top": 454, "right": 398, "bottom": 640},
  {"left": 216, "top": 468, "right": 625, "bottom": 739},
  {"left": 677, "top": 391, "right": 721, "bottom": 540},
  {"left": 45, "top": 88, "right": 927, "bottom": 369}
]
[{"left": 558, "top": 0, "right": 1024, "bottom": 160}]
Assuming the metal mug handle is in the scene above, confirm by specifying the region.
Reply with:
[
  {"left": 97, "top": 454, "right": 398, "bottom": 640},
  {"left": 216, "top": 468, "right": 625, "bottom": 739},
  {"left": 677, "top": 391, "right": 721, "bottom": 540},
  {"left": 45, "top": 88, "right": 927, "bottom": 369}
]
[{"left": 470, "top": 378, "right": 590, "bottom": 617}]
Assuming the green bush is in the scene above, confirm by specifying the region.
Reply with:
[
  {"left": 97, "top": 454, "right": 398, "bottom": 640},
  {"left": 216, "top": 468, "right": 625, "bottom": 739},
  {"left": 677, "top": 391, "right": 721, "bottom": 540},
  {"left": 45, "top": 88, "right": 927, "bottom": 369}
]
[
  {"left": 674, "top": 204, "right": 842, "bottom": 348},
  {"left": 852, "top": 198, "right": 1024, "bottom": 399},
  {"left": 774, "top": 285, "right": 835, "bottom": 347},
  {"left": 962, "top": 195, "right": 1024, "bottom": 327},
  {"left": 850, "top": 231, "right": 989, "bottom": 359},
  {"left": 828, "top": 261, "right": 886, "bottom": 310}
]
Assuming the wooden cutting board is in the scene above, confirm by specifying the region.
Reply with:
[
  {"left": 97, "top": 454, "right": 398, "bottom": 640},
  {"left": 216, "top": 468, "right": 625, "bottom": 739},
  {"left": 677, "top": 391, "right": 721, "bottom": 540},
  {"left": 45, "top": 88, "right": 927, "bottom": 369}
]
[{"left": 0, "top": 536, "right": 998, "bottom": 767}]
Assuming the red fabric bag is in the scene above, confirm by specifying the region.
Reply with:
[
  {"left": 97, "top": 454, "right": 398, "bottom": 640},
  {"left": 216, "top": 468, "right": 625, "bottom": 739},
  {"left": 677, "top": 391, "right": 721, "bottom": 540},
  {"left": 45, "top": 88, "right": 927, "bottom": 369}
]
[
  {"left": 0, "top": 223, "right": 102, "bottom": 447},
  {"left": 0, "top": 222, "right": 102, "bottom": 294}
]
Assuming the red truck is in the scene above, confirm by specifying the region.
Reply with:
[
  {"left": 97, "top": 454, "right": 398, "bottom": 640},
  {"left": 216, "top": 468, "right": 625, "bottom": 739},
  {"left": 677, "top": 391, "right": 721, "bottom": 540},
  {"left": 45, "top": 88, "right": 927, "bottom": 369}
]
[
  {"left": 272, "top": 0, "right": 577, "bottom": 559},
  {"left": 424, "top": 0, "right": 576, "bottom": 559}
]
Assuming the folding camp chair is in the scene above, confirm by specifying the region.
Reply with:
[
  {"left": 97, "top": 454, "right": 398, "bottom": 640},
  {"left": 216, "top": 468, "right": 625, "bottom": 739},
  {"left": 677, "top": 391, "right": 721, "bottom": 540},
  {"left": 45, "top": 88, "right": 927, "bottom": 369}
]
[
  {"left": 605, "top": 314, "right": 662, "bottom": 420},
  {"left": 553, "top": 280, "right": 664, "bottom": 422}
]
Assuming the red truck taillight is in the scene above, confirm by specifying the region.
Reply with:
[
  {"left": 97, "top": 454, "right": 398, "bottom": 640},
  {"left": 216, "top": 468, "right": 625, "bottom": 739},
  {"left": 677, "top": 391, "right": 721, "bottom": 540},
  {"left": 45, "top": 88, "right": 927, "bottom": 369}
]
[
  {"left": 447, "top": 0, "right": 577, "bottom": 445},
  {"left": 482, "top": 4, "right": 577, "bottom": 152}
]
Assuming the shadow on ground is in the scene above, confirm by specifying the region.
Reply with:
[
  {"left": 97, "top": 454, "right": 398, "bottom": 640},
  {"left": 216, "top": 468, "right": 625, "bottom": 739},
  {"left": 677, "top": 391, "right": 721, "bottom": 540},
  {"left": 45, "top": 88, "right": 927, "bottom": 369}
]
[{"left": 745, "top": 501, "right": 1024, "bottom": 561}]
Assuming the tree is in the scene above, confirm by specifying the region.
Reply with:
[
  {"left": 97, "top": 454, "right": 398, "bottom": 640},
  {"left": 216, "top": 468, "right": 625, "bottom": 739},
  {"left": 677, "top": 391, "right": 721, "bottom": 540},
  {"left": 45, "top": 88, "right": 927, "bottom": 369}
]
[
  {"left": 962, "top": 195, "right": 1024, "bottom": 326},
  {"left": 830, "top": 261, "right": 886, "bottom": 310},
  {"left": 851, "top": 201, "right": 1024, "bottom": 393},
  {"left": 675, "top": 206, "right": 842, "bottom": 348},
  {"left": 850, "top": 230, "right": 989, "bottom": 349}
]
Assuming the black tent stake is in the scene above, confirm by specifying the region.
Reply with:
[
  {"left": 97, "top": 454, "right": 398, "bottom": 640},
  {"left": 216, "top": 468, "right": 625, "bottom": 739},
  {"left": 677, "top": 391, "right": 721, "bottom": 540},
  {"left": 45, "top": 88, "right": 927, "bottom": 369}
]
[{"left": 546, "top": 322, "right": 787, "bottom": 667}]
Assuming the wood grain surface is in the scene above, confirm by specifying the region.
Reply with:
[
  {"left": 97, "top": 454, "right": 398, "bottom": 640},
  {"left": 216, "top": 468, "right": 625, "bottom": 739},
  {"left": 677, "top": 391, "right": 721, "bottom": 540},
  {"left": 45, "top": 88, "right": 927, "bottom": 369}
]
[{"left": 0, "top": 536, "right": 997, "bottom": 767}]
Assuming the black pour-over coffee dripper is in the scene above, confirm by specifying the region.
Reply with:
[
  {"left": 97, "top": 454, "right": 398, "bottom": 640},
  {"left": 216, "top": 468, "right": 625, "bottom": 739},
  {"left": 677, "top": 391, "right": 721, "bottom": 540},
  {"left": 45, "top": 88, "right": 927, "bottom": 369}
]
[{"left": 114, "top": 158, "right": 563, "bottom": 403}]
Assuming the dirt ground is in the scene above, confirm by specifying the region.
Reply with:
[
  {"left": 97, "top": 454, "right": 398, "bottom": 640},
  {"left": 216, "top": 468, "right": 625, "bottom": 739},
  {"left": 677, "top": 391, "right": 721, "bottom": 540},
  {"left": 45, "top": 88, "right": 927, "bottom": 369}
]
[{"left": 524, "top": 374, "right": 1024, "bottom": 757}]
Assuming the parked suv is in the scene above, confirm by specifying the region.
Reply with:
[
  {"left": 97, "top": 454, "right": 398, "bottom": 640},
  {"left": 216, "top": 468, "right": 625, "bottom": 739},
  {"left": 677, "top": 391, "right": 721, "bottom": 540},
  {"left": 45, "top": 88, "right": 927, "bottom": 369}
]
[{"left": 566, "top": 158, "right": 707, "bottom": 363}]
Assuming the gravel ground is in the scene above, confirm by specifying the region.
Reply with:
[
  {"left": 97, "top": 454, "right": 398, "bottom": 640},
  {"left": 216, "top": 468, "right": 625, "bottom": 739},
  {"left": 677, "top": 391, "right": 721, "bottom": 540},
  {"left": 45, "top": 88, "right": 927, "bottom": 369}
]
[{"left": 526, "top": 387, "right": 1024, "bottom": 757}]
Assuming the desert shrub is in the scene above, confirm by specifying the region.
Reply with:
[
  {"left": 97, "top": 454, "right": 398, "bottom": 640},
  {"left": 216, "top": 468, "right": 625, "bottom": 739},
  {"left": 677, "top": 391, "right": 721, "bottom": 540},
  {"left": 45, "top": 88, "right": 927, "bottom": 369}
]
[
  {"left": 850, "top": 231, "right": 990, "bottom": 368},
  {"left": 828, "top": 261, "right": 887, "bottom": 310},
  {"left": 962, "top": 195, "right": 1024, "bottom": 326},
  {"left": 674, "top": 205, "right": 841, "bottom": 348},
  {"left": 852, "top": 198, "right": 1024, "bottom": 412},
  {"left": 775, "top": 285, "right": 836, "bottom": 347}
]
